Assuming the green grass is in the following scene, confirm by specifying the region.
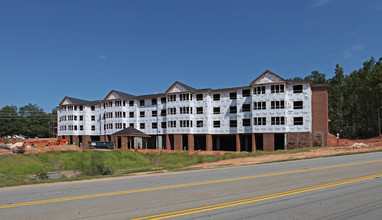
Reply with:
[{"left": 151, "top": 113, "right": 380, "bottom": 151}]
[{"left": 0, "top": 147, "right": 380, "bottom": 187}]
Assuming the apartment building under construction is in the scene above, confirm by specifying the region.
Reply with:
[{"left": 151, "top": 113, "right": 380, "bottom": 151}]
[{"left": 57, "top": 70, "right": 329, "bottom": 151}]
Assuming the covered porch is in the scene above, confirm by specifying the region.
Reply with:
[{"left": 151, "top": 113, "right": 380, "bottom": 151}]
[{"left": 111, "top": 127, "right": 150, "bottom": 150}]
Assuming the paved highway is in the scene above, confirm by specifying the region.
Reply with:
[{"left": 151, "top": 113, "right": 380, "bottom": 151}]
[{"left": 1, "top": 152, "right": 382, "bottom": 219}]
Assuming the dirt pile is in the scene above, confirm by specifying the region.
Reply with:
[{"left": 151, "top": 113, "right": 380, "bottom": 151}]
[
  {"left": 328, "top": 133, "right": 382, "bottom": 146},
  {"left": 26, "top": 145, "right": 81, "bottom": 154}
]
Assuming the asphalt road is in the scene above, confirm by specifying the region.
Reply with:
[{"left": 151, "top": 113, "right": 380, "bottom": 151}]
[{"left": 1, "top": 152, "right": 382, "bottom": 220}]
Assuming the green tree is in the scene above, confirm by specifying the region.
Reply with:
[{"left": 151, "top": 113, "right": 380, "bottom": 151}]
[{"left": 0, "top": 105, "right": 21, "bottom": 137}]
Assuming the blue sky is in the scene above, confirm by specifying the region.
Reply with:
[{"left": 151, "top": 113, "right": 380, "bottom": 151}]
[{"left": 0, "top": 0, "right": 381, "bottom": 112}]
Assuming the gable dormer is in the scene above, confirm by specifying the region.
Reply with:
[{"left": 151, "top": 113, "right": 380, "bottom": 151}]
[
  {"left": 250, "top": 70, "right": 286, "bottom": 85},
  {"left": 105, "top": 90, "right": 121, "bottom": 100},
  {"left": 165, "top": 81, "right": 196, "bottom": 94},
  {"left": 60, "top": 97, "right": 73, "bottom": 105}
]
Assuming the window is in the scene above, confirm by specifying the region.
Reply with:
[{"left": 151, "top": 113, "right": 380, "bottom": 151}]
[
  {"left": 91, "top": 116, "right": 95, "bottom": 121},
  {"left": 197, "top": 107, "right": 203, "bottom": 114},
  {"left": 271, "top": 117, "right": 285, "bottom": 125},
  {"left": 116, "top": 123, "right": 123, "bottom": 129},
  {"left": 91, "top": 106, "right": 95, "bottom": 111},
  {"left": 123, "top": 101, "right": 126, "bottom": 106},
  {"left": 80, "top": 125, "right": 83, "bottom": 131},
  {"left": 230, "top": 120, "right": 237, "bottom": 127},
  {"left": 180, "top": 120, "right": 193, "bottom": 127},
  {"left": 253, "top": 86, "right": 266, "bottom": 95},
  {"left": 242, "top": 104, "right": 250, "bottom": 112},
  {"left": 129, "top": 123, "right": 134, "bottom": 127},
  {"left": 271, "top": 84, "right": 285, "bottom": 93},
  {"left": 197, "top": 120, "right": 203, "bottom": 127},
  {"left": 254, "top": 102, "right": 266, "bottom": 110},
  {"left": 213, "top": 94, "right": 220, "bottom": 101},
  {"left": 129, "top": 112, "right": 134, "bottom": 118},
  {"left": 74, "top": 106, "right": 77, "bottom": 111},
  {"left": 139, "top": 100, "right": 145, "bottom": 106},
  {"left": 168, "top": 108, "right": 176, "bottom": 115},
  {"left": 161, "top": 122, "right": 167, "bottom": 128},
  {"left": 213, "top": 121, "right": 220, "bottom": 128},
  {"left": 74, "top": 125, "right": 77, "bottom": 130},
  {"left": 230, "top": 106, "right": 237, "bottom": 113},
  {"left": 91, "top": 125, "right": 95, "bottom": 131},
  {"left": 293, "top": 85, "right": 303, "bottom": 93},
  {"left": 254, "top": 117, "right": 266, "bottom": 125},
  {"left": 129, "top": 100, "right": 134, "bottom": 106},
  {"left": 161, "top": 109, "right": 167, "bottom": 116},
  {"left": 152, "top": 99, "right": 157, "bottom": 105},
  {"left": 168, "top": 94, "right": 176, "bottom": 102},
  {"left": 115, "top": 100, "right": 122, "bottom": 106},
  {"left": 123, "top": 112, "right": 126, "bottom": 118},
  {"left": 123, "top": 123, "right": 126, "bottom": 129},
  {"left": 168, "top": 121, "right": 176, "bottom": 128},
  {"left": 271, "top": 100, "right": 285, "bottom": 109},
  {"left": 105, "top": 112, "right": 113, "bottom": 118},
  {"left": 243, "top": 119, "right": 250, "bottom": 126},
  {"left": 294, "top": 117, "right": 303, "bottom": 125},
  {"left": 152, "top": 122, "right": 158, "bottom": 129},
  {"left": 80, "top": 115, "right": 83, "bottom": 121},
  {"left": 74, "top": 116, "right": 77, "bottom": 121},
  {"left": 79, "top": 106, "right": 83, "bottom": 111},
  {"left": 180, "top": 94, "right": 190, "bottom": 101},
  {"left": 152, "top": 110, "right": 157, "bottom": 117},
  {"left": 140, "top": 111, "right": 145, "bottom": 117},
  {"left": 230, "top": 92, "right": 237, "bottom": 100},
  {"left": 242, "top": 89, "right": 250, "bottom": 97},
  {"left": 140, "top": 123, "right": 145, "bottom": 129},
  {"left": 196, "top": 94, "right": 203, "bottom": 101},
  {"left": 161, "top": 97, "right": 166, "bottom": 104},
  {"left": 294, "top": 101, "right": 303, "bottom": 109},
  {"left": 213, "top": 107, "right": 220, "bottom": 114},
  {"left": 115, "top": 111, "right": 123, "bottom": 118},
  {"left": 180, "top": 107, "right": 192, "bottom": 114}
]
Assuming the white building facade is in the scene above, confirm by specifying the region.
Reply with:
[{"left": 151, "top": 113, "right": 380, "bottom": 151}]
[{"left": 57, "top": 70, "right": 329, "bottom": 151}]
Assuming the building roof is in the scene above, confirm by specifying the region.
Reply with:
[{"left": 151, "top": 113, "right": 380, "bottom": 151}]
[
  {"left": 59, "top": 97, "right": 102, "bottom": 106},
  {"left": 111, "top": 127, "right": 150, "bottom": 137},
  {"left": 113, "top": 90, "right": 136, "bottom": 99}
]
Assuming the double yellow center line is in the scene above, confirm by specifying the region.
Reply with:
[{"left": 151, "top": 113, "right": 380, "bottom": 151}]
[
  {"left": 132, "top": 172, "right": 382, "bottom": 219},
  {"left": 1, "top": 159, "right": 382, "bottom": 209}
]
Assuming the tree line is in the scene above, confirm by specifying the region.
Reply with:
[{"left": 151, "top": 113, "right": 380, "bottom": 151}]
[
  {"left": 1, "top": 57, "right": 381, "bottom": 139},
  {"left": 288, "top": 57, "right": 382, "bottom": 139},
  {"left": 0, "top": 104, "right": 56, "bottom": 138}
]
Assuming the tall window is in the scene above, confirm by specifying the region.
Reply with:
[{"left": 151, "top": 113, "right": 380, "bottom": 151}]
[
  {"left": 152, "top": 110, "right": 157, "bottom": 117},
  {"left": 129, "top": 100, "right": 134, "bottom": 106},
  {"left": 253, "top": 102, "right": 266, "bottom": 110},
  {"left": 139, "top": 100, "right": 145, "bottom": 106},
  {"left": 168, "top": 121, "right": 176, "bottom": 128},
  {"left": 254, "top": 117, "right": 266, "bottom": 125},
  {"left": 168, "top": 108, "right": 176, "bottom": 115},
  {"left": 271, "top": 117, "right": 285, "bottom": 125},
  {"left": 271, "top": 100, "right": 285, "bottom": 109},
  {"left": 140, "top": 123, "right": 145, "bottom": 129},
  {"left": 271, "top": 84, "right": 284, "bottom": 93},
  {"left": 253, "top": 86, "right": 266, "bottom": 94}
]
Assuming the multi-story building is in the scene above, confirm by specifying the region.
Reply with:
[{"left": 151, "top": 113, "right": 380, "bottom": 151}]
[{"left": 57, "top": 70, "right": 329, "bottom": 151}]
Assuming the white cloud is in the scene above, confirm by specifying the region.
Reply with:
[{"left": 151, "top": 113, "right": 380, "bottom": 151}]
[
  {"left": 310, "top": 0, "right": 334, "bottom": 8},
  {"left": 98, "top": 55, "right": 106, "bottom": 60},
  {"left": 342, "top": 44, "right": 365, "bottom": 60}
]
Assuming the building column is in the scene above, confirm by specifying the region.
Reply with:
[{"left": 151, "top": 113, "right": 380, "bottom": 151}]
[
  {"left": 121, "top": 136, "right": 128, "bottom": 149},
  {"left": 206, "top": 134, "right": 213, "bottom": 151},
  {"left": 174, "top": 134, "right": 182, "bottom": 151},
  {"left": 188, "top": 134, "right": 194, "bottom": 151},
  {"left": 73, "top": 135, "right": 79, "bottom": 146},
  {"left": 83, "top": 135, "right": 91, "bottom": 148},
  {"left": 166, "top": 134, "right": 171, "bottom": 151},
  {"left": 251, "top": 133, "right": 256, "bottom": 152},
  {"left": 263, "top": 133, "right": 275, "bottom": 151},
  {"left": 236, "top": 134, "right": 241, "bottom": 152}
]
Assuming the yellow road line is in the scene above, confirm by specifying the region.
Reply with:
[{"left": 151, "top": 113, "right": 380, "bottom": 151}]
[
  {"left": 132, "top": 173, "right": 382, "bottom": 220},
  {"left": 1, "top": 159, "right": 382, "bottom": 209}
]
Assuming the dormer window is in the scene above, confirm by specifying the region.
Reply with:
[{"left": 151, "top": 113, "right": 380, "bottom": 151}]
[{"left": 253, "top": 86, "right": 266, "bottom": 95}]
